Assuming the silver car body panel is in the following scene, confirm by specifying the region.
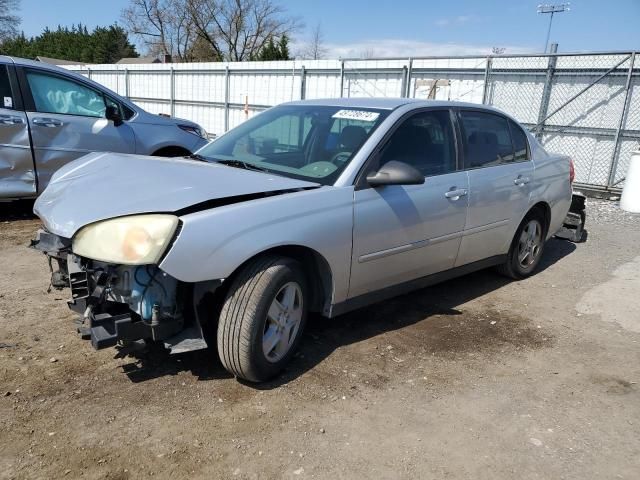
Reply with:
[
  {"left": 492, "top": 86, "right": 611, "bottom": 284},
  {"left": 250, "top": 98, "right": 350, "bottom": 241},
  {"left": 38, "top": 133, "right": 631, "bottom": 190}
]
[
  {"left": 0, "top": 56, "right": 208, "bottom": 199},
  {"left": 0, "top": 107, "right": 36, "bottom": 197},
  {"left": 34, "top": 99, "right": 573, "bottom": 316},
  {"left": 27, "top": 113, "right": 137, "bottom": 194},
  {"left": 34, "top": 152, "right": 319, "bottom": 239},
  {"left": 350, "top": 170, "right": 469, "bottom": 298},
  {"left": 160, "top": 186, "right": 354, "bottom": 303}
]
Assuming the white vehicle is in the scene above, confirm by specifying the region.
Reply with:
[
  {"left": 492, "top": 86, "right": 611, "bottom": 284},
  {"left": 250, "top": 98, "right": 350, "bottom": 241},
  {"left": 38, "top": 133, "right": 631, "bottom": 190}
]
[{"left": 33, "top": 98, "right": 581, "bottom": 382}]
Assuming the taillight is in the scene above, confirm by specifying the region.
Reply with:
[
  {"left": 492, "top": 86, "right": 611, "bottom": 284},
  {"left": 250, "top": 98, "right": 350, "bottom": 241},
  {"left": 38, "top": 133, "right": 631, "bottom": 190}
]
[{"left": 569, "top": 158, "right": 575, "bottom": 184}]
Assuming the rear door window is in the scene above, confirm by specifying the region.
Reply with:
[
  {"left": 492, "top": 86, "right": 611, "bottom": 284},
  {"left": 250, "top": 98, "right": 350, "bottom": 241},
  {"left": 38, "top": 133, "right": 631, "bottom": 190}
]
[
  {"left": 25, "top": 70, "right": 106, "bottom": 118},
  {"left": 459, "top": 110, "right": 515, "bottom": 168}
]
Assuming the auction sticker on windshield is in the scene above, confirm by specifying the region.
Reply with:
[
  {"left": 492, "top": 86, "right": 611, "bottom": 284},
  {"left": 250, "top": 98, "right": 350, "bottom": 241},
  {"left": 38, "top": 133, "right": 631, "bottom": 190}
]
[{"left": 332, "top": 110, "right": 380, "bottom": 122}]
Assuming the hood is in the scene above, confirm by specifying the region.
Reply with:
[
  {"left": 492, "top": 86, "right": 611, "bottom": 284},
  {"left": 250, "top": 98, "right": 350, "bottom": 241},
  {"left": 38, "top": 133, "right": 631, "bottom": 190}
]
[{"left": 34, "top": 152, "right": 319, "bottom": 238}]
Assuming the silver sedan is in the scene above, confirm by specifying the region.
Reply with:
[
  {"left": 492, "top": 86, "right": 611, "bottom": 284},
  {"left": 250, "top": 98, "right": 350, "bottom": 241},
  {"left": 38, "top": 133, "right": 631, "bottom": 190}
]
[{"left": 33, "top": 98, "right": 574, "bottom": 382}]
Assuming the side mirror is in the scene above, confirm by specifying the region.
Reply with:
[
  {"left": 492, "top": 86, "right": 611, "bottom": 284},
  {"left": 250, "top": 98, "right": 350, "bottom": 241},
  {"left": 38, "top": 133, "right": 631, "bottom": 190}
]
[
  {"left": 105, "top": 105, "right": 123, "bottom": 127},
  {"left": 366, "top": 160, "right": 425, "bottom": 187}
]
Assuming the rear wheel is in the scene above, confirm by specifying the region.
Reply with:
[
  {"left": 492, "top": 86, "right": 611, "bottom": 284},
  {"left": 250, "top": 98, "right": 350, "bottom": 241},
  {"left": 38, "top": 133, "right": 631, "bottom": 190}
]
[
  {"left": 497, "top": 211, "right": 546, "bottom": 280},
  {"left": 217, "top": 255, "right": 308, "bottom": 382}
]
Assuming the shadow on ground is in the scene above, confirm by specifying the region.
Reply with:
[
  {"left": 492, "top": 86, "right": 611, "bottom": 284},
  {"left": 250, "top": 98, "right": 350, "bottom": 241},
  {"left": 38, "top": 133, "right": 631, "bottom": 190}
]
[
  {"left": 0, "top": 200, "right": 37, "bottom": 221},
  {"left": 120, "top": 238, "right": 576, "bottom": 387}
]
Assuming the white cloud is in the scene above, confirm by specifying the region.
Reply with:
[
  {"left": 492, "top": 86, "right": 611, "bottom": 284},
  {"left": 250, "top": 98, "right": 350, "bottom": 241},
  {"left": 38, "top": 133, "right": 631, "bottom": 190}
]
[
  {"left": 435, "top": 14, "right": 481, "bottom": 28},
  {"left": 299, "top": 39, "right": 536, "bottom": 59}
]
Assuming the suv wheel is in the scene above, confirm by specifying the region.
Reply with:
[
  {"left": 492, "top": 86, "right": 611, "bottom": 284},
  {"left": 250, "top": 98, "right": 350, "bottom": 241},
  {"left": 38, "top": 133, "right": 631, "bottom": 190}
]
[
  {"left": 498, "top": 211, "right": 546, "bottom": 280},
  {"left": 217, "top": 255, "right": 308, "bottom": 382}
]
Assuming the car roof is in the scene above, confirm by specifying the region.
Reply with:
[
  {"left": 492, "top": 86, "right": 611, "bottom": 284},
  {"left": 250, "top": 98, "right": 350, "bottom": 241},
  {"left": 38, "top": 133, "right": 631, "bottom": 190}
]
[
  {"left": 0, "top": 55, "right": 83, "bottom": 75},
  {"left": 282, "top": 97, "right": 504, "bottom": 113}
]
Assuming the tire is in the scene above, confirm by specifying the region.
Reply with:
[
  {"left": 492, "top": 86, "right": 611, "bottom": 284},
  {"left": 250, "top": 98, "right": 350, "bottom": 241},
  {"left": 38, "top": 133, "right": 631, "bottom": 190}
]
[
  {"left": 497, "top": 210, "right": 547, "bottom": 280},
  {"left": 217, "top": 255, "right": 308, "bottom": 382}
]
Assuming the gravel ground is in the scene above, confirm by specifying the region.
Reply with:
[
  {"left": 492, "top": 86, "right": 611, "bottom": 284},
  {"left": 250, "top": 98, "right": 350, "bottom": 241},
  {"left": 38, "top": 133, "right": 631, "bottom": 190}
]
[{"left": 1, "top": 198, "right": 639, "bottom": 480}]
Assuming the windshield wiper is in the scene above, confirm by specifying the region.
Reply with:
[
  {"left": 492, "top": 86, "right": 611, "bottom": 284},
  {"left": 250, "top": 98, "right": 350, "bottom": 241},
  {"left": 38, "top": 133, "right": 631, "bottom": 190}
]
[
  {"left": 188, "top": 153, "right": 209, "bottom": 161},
  {"left": 216, "top": 159, "right": 270, "bottom": 173}
]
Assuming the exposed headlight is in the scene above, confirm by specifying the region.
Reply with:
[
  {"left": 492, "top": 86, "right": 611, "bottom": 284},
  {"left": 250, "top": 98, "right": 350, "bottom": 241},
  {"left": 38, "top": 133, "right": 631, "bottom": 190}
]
[
  {"left": 73, "top": 215, "right": 179, "bottom": 265},
  {"left": 178, "top": 124, "right": 208, "bottom": 139}
]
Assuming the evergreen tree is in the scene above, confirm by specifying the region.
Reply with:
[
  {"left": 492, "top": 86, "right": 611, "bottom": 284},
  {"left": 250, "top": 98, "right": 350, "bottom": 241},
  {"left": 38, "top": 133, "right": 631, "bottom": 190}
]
[
  {"left": 0, "top": 24, "right": 138, "bottom": 63},
  {"left": 254, "top": 35, "right": 291, "bottom": 61}
]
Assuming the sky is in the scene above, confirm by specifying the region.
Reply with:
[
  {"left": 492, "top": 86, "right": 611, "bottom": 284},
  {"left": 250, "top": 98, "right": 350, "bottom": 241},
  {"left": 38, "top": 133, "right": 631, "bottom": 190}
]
[{"left": 17, "top": 0, "right": 640, "bottom": 57}]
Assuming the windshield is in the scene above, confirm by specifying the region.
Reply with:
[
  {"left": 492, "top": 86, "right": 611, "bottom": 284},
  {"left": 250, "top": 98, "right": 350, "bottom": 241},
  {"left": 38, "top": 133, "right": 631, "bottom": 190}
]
[{"left": 195, "top": 105, "right": 389, "bottom": 185}]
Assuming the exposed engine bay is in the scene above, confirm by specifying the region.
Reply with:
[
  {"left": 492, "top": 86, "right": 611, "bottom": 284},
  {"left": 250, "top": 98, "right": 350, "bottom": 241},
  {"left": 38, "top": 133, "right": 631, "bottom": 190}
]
[{"left": 30, "top": 229, "right": 214, "bottom": 354}]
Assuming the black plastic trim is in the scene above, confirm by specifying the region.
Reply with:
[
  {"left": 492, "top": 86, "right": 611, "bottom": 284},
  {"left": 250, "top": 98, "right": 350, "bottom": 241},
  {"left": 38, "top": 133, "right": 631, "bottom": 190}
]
[
  {"left": 5, "top": 64, "right": 24, "bottom": 111},
  {"left": 174, "top": 186, "right": 320, "bottom": 216}
]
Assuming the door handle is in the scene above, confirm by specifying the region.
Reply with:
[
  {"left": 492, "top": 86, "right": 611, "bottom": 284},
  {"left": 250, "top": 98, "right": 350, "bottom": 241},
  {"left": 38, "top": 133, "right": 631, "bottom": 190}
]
[
  {"left": 32, "top": 117, "right": 64, "bottom": 127},
  {"left": 0, "top": 114, "right": 24, "bottom": 125},
  {"left": 514, "top": 176, "right": 531, "bottom": 186},
  {"left": 445, "top": 188, "right": 468, "bottom": 199}
]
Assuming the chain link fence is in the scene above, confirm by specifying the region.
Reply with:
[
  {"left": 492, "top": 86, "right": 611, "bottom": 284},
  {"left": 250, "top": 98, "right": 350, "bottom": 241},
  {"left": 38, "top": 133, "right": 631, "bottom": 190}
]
[{"left": 67, "top": 51, "right": 639, "bottom": 191}]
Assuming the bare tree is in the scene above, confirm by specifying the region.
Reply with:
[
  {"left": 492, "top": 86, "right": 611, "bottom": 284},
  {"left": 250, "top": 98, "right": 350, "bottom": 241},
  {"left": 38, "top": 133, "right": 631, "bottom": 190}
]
[
  {"left": 0, "top": 0, "right": 20, "bottom": 42},
  {"left": 300, "top": 22, "right": 327, "bottom": 60},
  {"left": 121, "top": 0, "right": 197, "bottom": 61},
  {"left": 186, "top": 0, "right": 300, "bottom": 61},
  {"left": 360, "top": 48, "right": 377, "bottom": 59}
]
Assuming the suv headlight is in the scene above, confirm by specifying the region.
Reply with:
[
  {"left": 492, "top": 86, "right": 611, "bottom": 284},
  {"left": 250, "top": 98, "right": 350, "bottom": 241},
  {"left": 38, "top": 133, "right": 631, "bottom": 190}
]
[
  {"left": 73, "top": 215, "right": 179, "bottom": 265},
  {"left": 178, "top": 124, "right": 208, "bottom": 139}
]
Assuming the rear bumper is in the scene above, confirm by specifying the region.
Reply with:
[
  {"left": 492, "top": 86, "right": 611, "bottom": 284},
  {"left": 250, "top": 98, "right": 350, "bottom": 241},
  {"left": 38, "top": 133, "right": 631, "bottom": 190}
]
[
  {"left": 555, "top": 193, "right": 587, "bottom": 243},
  {"left": 31, "top": 229, "right": 213, "bottom": 353}
]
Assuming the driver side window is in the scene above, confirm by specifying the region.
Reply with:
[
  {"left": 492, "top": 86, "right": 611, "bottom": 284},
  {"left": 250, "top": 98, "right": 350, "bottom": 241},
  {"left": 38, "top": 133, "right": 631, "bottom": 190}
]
[
  {"left": 380, "top": 110, "right": 456, "bottom": 177},
  {"left": 25, "top": 70, "right": 106, "bottom": 118}
]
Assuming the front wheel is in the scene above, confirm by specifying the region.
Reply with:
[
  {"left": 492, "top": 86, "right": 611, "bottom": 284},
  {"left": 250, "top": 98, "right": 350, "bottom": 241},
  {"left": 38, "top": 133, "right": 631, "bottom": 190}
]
[
  {"left": 497, "top": 212, "right": 546, "bottom": 280},
  {"left": 217, "top": 255, "right": 308, "bottom": 382}
]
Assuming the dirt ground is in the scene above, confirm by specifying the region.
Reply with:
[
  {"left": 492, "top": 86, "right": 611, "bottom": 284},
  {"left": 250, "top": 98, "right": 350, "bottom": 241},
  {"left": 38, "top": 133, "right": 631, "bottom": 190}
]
[{"left": 1, "top": 199, "right": 639, "bottom": 480}]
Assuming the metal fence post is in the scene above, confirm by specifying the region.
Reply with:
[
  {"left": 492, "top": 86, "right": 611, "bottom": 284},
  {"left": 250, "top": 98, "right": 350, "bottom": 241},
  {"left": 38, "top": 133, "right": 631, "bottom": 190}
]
[
  {"left": 339, "top": 60, "right": 345, "bottom": 98},
  {"left": 405, "top": 58, "right": 413, "bottom": 98},
  {"left": 607, "top": 51, "right": 636, "bottom": 187},
  {"left": 536, "top": 43, "right": 558, "bottom": 140},
  {"left": 299, "top": 66, "right": 306, "bottom": 100},
  {"left": 400, "top": 65, "right": 408, "bottom": 98},
  {"left": 224, "top": 66, "right": 230, "bottom": 132},
  {"left": 170, "top": 67, "right": 175, "bottom": 117},
  {"left": 124, "top": 68, "right": 129, "bottom": 99},
  {"left": 87, "top": 67, "right": 91, "bottom": 80},
  {"left": 482, "top": 56, "right": 493, "bottom": 104}
]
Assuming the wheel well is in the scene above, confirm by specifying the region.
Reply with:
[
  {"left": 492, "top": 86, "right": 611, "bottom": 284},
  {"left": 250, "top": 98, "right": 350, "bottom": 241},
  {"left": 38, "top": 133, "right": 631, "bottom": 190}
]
[
  {"left": 195, "top": 246, "right": 333, "bottom": 332},
  {"left": 528, "top": 201, "right": 551, "bottom": 237},
  {"left": 152, "top": 146, "right": 191, "bottom": 157},
  {"left": 243, "top": 246, "right": 333, "bottom": 314}
]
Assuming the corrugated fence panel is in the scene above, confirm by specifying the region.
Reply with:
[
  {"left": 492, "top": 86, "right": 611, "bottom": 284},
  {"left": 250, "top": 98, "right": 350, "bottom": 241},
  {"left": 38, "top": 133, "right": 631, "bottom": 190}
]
[{"left": 61, "top": 53, "right": 639, "bottom": 189}]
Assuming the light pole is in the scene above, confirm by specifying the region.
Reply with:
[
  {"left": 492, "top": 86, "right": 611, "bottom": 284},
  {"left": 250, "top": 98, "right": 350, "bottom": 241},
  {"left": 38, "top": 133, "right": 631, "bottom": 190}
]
[{"left": 537, "top": 3, "right": 570, "bottom": 53}]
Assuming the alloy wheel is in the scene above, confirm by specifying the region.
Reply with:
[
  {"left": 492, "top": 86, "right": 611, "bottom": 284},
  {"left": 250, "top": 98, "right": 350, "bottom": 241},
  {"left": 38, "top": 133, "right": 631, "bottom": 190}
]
[{"left": 263, "top": 281, "right": 304, "bottom": 363}]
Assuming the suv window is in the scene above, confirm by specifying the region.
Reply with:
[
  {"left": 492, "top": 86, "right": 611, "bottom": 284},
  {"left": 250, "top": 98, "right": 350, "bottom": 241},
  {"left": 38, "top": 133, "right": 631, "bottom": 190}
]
[
  {"left": 508, "top": 119, "right": 530, "bottom": 162},
  {"left": 25, "top": 70, "right": 106, "bottom": 118},
  {"left": 380, "top": 110, "right": 456, "bottom": 177},
  {"left": 0, "top": 65, "right": 15, "bottom": 109},
  {"left": 460, "top": 110, "right": 515, "bottom": 168}
]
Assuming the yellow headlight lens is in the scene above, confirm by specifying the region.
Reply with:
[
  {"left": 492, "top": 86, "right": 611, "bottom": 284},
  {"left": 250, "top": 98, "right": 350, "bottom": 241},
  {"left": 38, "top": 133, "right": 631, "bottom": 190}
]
[{"left": 72, "top": 215, "right": 179, "bottom": 265}]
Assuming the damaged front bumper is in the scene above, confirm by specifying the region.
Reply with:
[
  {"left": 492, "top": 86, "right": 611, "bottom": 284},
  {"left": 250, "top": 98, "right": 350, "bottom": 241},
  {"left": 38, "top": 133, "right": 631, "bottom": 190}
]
[{"left": 31, "top": 229, "right": 215, "bottom": 354}]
